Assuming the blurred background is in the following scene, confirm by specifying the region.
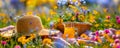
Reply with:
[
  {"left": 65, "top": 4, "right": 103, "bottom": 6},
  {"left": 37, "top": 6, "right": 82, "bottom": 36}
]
[{"left": 0, "top": 0, "right": 120, "bottom": 28}]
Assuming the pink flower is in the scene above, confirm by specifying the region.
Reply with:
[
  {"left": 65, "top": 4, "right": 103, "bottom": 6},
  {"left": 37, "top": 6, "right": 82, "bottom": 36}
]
[
  {"left": 116, "top": 35, "right": 120, "bottom": 39},
  {"left": 114, "top": 39, "right": 120, "bottom": 44},
  {"left": 68, "top": 38, "right": 77, "bottom": 44},
  {"left": 116, "top": 16, "right": 120, "bottom": 19},
  {"left": 14, "top": 45, "right": 21, "bottom": 48},
  {"left": 93, "top": 38, "right": 98, "bottom": 41},
  {"left": 1, "top": 41, "right": 7, "bottom": 45},
  {"left": 104, "top": 29, "right": 110, "bottom": 34},
  {"left": 116, "top": 43, "right": 120, "bottom": 48},
  {"left": 116, "top": 19, "right": 120, "bottom": 24},
  {"left": 95, "top": 31, "right": 99, "bottom": 36},
  {"left": 112, "top": 35, "right": 116, "bottom": 39}
]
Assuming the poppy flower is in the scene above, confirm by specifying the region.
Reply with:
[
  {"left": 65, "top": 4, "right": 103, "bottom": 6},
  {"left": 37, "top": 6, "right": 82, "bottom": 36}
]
[{"left": 106, "top": 16, "right": 110, "bottom": 19}]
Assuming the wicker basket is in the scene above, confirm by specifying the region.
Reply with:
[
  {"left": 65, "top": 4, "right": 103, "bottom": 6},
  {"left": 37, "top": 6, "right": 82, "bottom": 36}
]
[{"left": 56, "top": 22, "right": 92, "bottom": 36}]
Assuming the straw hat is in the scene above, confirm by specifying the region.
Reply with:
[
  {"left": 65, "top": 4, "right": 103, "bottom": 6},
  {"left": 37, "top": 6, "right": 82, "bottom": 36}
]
[
  {"left": 17, "top": 15, "right": 60, "bottom": 36},
  {"left": 16, "top": 15, "right": 44, "bottom": 36}
]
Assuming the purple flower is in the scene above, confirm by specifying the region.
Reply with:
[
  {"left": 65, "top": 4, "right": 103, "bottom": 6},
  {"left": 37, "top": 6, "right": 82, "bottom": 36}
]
[
  {"left": 116, "top": 19, "right": 120, "bottom": 24},
  {"left": 14, "top": 45, "right": 21, "bottom": 48},
  {"left": 1, "top": 41, "right": 7, "bottom": 45}
]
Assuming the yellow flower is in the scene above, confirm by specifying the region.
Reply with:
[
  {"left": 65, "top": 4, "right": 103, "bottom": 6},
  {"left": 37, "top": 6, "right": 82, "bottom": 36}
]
[
  {"left": 26, "top": 0, "right": 37, "bottom": 10},
  {"left": 71, "top": 16, "right": 75, "bottom": 21},
  {"left": 104, "top": 24, "right": 108, "bottom": 27},
  {"left": 93, "top": 10, "right": 98, "bottom": 15},
  {"left": 18, "top": 36, "right": 25, "bottom": 42},
  {"left": 96, "top": 36, "right": 102, "bottom": 43},
  {"left": 49, "top": 10, "right": 57, "bottom": 15},
  {"left": 26, "top": 11, "right": 33, "bottom": 15},
  {"left": 109, "top": 24, "right": 113, "bottom": 27},
  {"left": 58, "top": 18, "right": 63, "bottom": 23},
  {"left": 42, "top": 38, "right": 52, "bottom": 45},
  {"left": 102, "top": 45, "right": 109, "bottom": 48},
  {"left": 69, "top": 5, "right": 78, "bottom": 12},
  {"left": 2, "top": 18, "right": 8, "bottom": 23},
  {"left": 72, "top": 0, "right": 77, "bottom": 2},
  {"left": 116, "top": 30, "right": 120, "bottom": 35},
  {"left": 18, "top": 36, "right": 27, "bottom": 44},
  {"left": 94, "top": 24, "right": 99, "bottom": 28},
  {"left": 67, "top": 13, "right": 72, "bottom": 16},
  {"left": 81, "top": 6, "right": 88, "bottom": 10},
  {"left": 53, "top": 5, "right": 58, "bottom": 10},
  {"left": 104, "top": 19, "right": 110, "bottom": 22},
  {"left": 79, "top": 15, "right": 85, "bottom": 21},
  {"left": 77, "top": 40, "right": 86, "bottom": 44},
  {"left": 0, "top": 13, "right": 6, "bottom": 16},
  {"left": 20, "top": 0, "right": 25, "bottom": 2},
  {"left": 103, "top": 34, "right": 114, "bottom": 43},
  {"left": 63, "top": 27, "right": 75, "bottom": 38},
  {"left": 48, "top": 0, "right": 56, "bottom": 6},
  {"left": 47, "top": 17, "right": 51, "bottom": 22},
  {"left": 80, "top": 34, "right": 89, "bottom": 40},
  {"left": 18, "top": 34, "right": 36, "bottom": 44},
  {"left": 29, "top": 34, "right": 36, "bottom": 39},
  {"left": 69, "top": 5, "right": 74, "bottom": 8},
  {"left": 48, "top": 0, "right": 55, "bottom": 3},
  {"left": 103, "top": 8, "right": 107, "bottom": 13},
  {"left": 39, "top": 0, "right": 47, "bottom": 4},
  {"left": 89, "top": 16, "right": 95, "bottom": 23}
]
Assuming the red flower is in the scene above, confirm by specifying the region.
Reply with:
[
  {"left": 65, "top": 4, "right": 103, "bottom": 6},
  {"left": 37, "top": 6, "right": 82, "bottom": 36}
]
[{"left": 106, "top": 16, "right": 110, "bottom": 19}]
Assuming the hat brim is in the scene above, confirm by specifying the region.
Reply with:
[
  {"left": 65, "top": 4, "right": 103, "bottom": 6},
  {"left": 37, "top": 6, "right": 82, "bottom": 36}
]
[
  {"left": 38, "top": 29, "right": 60, "bottom": 36},
  {"left": 0, "top": 29, "right": 16, "bottom": 38}
]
